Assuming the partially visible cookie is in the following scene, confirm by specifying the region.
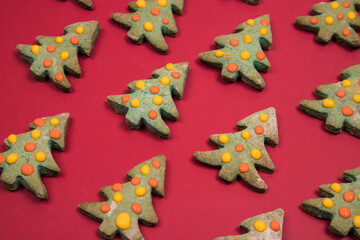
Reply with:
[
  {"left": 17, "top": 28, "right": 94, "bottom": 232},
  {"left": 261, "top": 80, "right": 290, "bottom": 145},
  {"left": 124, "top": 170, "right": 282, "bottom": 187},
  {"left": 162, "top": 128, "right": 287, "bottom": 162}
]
[
  {"left": 214, "top": 209, "right": 285, "bottom": 240},
  {"left": 60, "top": 0, "right": 94, "bottom": 9},
  {"left": 243, "top": 0, "right": 259, "bottom": 5}
]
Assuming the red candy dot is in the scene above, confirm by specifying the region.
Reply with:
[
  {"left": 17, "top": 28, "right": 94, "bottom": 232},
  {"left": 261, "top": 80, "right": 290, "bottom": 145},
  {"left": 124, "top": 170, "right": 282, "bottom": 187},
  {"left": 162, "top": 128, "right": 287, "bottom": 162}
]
[
  {"left": 43, "top": 59, "right": 52, "bottom": 68},
  {"left": 171, "top": 72, "right": 180, "bottom": 79},
  {"left": 342, "top": 106, "right": 354, "bottom": 116},
  {"left": 33, "top": 118, "right": 46, "bottom": 126},
  {"left": 24, "top": 142, "right": 36, "bottom": 152},
  {"left": 310, "top": 17, "right": 318, "bottom": 24},
  {"left": 260, "top": 19, "right": 269, "bottom": 26},
  {"left": 131, "top": 203, "right": 142, "bottom": 214},
  {"left": 270, "top": 220, "right": 280, "bottom": 231},
  {"left": 0, "top": 155, "right": 4, "bottom": 165},
  {"left": 112, "top": 183, "right": 123, "bottom": 191},
  {"left": 343, "top": 191, "right": 355, "bottom": 202},
  {"left": 148, "top": 178, "right": 158, "bottom": 188},
  {"left": 256, "top": 52, "right": 265, "bottom": 60},
  {"left": 49, "top": 129, "right": 61, "bottom": 139},
  {"left": 150, "top": 86, "right": 160, "bottom": 94},
  {"left": 336, "top": 90, "right": 346, "bottom": 98},
  {"left": 21, "top": 164, "right": 34, "bottom": 176},
  {"left": 122, "top": 95, "right": 130, "bottom": 105},
  {"left": 162, "top": 18, "right": 169, "bottom": 24},
  {"left": 100, "top": 204, "right": 110, "bottom": 213},
  {"left": 343, "top": 1, "right": 350, "bottom": 8},
  {"left": 230, "top": 39, "right": 239, "bottom": 46},
  {"left": 152, "top": 160, "right": 161, "bottom": 169},
  {"left": 342, "top": 29, "right": 351, "bottom": 36},
  {"left": 131, "top": 177, "right": 141, "bottom": 185},
  {"left": 227, "top": 63, "right": 238, "bottom": 73},
  {"left": 46, "top": 45, "right": 56, "bottom": 53},
  {"left": 235, "top": 144, "right": 244, "bottom": 152},
  {"left": 150, "top": 8, "right": 160, "bottom": 16},
  {"left": 132, "top": 15, "right": 140, "bottom": 21},
  {"left": 339, "top": 206, "right": 351, "bottom": 219},
  {"left": 254, "top": 125, "right": 264, "bottom": 135},
  {"left": 148, "top": 110, "right": 158, "bottom": 119},
  {"left": 239, "top": 163, "right": 249, "bottom": 173},
  {"left": 55, "top": 73, "right": 64, "bottom": 82},
  {"left": 337, "top": 13, "right": 344, "bottom": 20},
  {"left": 70, "top": 36, "right": 79, "bottom": 45}
]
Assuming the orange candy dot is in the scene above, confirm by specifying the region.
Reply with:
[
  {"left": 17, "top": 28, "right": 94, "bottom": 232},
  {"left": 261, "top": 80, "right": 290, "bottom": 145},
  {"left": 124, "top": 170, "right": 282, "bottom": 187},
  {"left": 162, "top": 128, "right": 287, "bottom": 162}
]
[
  {"left": 260, "top": 19, "right": 269, "bottom": 26},
  {"left": 343, "top": 191, "right": 355, "bottom": 202},
  {"left": 256, "top": 52, "right": 265, "bottom": 60},
  {"left": 131, "top": 177, "right": 141, "bottom": 185},
  {"left": 227, "top": 63, "right": 238, "bottom": 73},
  {"left": 239, "top": 163, "right": 249, "bottom": 173},
  {"left": 21, "top": 164, "right": 34, "bottom": 176},
  {"left": 270, "top": 220, "right": 280, "bottom": 231},
  {"left": 342, "top": 106, "right": 354, "bottom": 116},
  {"left": 49, "top": 129, "right": 61, "bottom": 139},
  {"left": 24, "top": 142, "right": 36, "bottom": 152},
  {"left": 0, "top": 155, "right": 4, "bottom": 165},
  {"left": 131, "top": 203, "right": 142, "bottom": 214},
  {"left": 235, "top": 144, "right": 244, "bottom": 152},
  {"left": 254, "top": 125, "right": 264, "bottom": 135},
  {"left": 46, "top": 45, "right": 56, "bottom": 53},
  {"left": 112, "top": 183, "right": 123, "bottom": 191},
  {"left": 233, "top": 238, "right": 241, "bottom": 240},
  {"left": 55, "top": 73, "right": 64, "bottom": 82},
  {"left": 337, "top": 13, "right": 344, "bottom": 20},
  {"left": 122, "top": 95, "right": 130, "bottom": 105},
  {"left": 43, "top": 59, "right": 52, "bottom": 68},
  {"left": 336, "top": 90, "right": 346, "bottom": 98},
  {"left": 148, "top": 178, "right": 158, "bottom": 188},
  {"left": 148, "top": 110, "right": 158, "bottom": 119},
  {"left": 33, "top": 118, "right": 46, "bottom": 126},
  {"left": 132, "top": 15, "right": 140, "bottom": 21},
  {"left": 230, "top": 39, "right": 239, "bottom": 46},
  {"left": 150, "top": 8, "right": 160, "bottom": 15},
  {"left": 339, "top": 206, "right": 351, "bottom": 219},
  {"left": 70, "top": 36, "right": 79, "bottom": 45},
  {"left": 342, "top": 29, "right": 351, "bottom": 36},
  {"left": 171, "top": 72, "right": 180, "bottom": 79},
  {"left": 150, "top": 86, "right": 160, "bottom": 94},
  {"left": 162, "top": 18, "right": 169, "bottom": 24},
  {"left": 343, "top": 1, "right": 350, "bottom": 7},
  {"left": 310, "top": 17, "right": 318, "bottom": 24},
  {"left": 152, "top": 160, "right": 161, "bottom": 169},
  {"left": 100, "top": 204, "right": 110, "bottom": 213}
]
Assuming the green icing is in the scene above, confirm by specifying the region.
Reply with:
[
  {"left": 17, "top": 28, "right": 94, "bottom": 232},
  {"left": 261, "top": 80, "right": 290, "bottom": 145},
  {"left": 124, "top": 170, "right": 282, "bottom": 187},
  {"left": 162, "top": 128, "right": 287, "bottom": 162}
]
[
  {"left": 111, "top": 0, "right": 184, "bottom": 54},
  {"left": 78, "top": 155, "right": 166, "bottom": 240},
  {"left": 198, "top": 15, "right": 272, "bottom": 90},
  {"left": 0, "top": 113, "right": 69, "bottom": 200},
  {"left": 243, "top": 0, "right": 259, "bottom": 5},
  {"left": 60, "top": 0, "right": 94, "bottom": 9},
  {"left": 194, "top": 107, "right": 278, "bottom": 193},
  {"left": 296, "top": 0, "right": 360, "bottom": 48},
  {"left": 214, "top": 209, "right": 284, "bottom": 240},
  {"left": 302, "top": 167, "right": 360, "bottom": 238},
  {"left": 17, "top": 21, "right": 100, "bottom": 92},
  {"left": 107, "top": 62, "right": 190, "bottom": 139},
  {"left": 300, "top": 64, "right": 360, "bottom": 138}
]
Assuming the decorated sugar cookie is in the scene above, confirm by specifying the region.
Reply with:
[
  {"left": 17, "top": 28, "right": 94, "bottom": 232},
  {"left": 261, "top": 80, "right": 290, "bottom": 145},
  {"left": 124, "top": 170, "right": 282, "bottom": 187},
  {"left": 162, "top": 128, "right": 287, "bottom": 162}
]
[
  {"left": 302, "top": 167, "right": 360, "bottom": 238},
  {"left": 78, "top": 155, "right": 166, "bottom": 240},
  {"left": 60, "top": 0, "right": 94, "bottom": 9},
  {"left": 214, "top": 209, "right": 285, "bottom": 240},
  {"left": 17, "top": 21, "right": 100, "bottom": 92},
  {"left": 107, "top": 62, "right": 190, "bottom": 138},
  {"left": 0, "top": 113, "right": 69, "bottom": 200},
  {"left": 194, "top": 108, "right": 278, "bottom": 193},
  {"left": 111, "top": 0, "right": 184, "bottom": 54},
  {"left": 296, "top": 0, "right": 360, "bottom": 48},
  {"left": 300, "top": 64, "right": 360, "bottom": 138},
  {"left": 198, "top": 15, "right": 272, "bottom": 90}
]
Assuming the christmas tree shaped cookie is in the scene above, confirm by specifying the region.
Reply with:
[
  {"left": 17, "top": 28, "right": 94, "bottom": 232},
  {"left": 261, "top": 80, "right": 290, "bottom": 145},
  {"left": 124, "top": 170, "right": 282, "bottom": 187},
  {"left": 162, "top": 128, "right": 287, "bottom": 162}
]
[
  {"left": 296, "top": 0, "right": 360, "bottom": 48},
  {"left": 107, "top": 62, "right": 190, "bottom": 139},
  {"left": 17, "top": 21, "right": 100, "bottom": 92},
  {"left": 0, "top": 113, "right": 69, "bottom": 199},
  {"left": 199, "top": 15, "right": 272, "bottom": 90},
  {"left": 302, "top": 167, "right": 360, "bottom": 238},
  {"left": 60, "top": 0, "right": 94, "bottom": 9},
  {"left": 78, "top": 155, "right": 166, "bottom": 240},
  {"left": 111, "top": 0, "right": 184, "bottom": 54},
  {"left": 194, "top": 108, "right": 278, "bottom": 193},
  {"left": 214, "top": 209, "right": 285, "bottom": 240},
  {"left": 300, "top": 64, "right": 360, "bottom": 138},
  {"left": 243, "top": 0, "right": 259, "bottom": 5}
]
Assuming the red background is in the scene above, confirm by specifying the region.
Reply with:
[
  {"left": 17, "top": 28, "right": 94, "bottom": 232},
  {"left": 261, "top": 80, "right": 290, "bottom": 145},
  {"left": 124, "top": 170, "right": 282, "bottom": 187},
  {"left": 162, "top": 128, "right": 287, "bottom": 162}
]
[{"left": 0, "top": 0, "right": 359, "bottom": 239}]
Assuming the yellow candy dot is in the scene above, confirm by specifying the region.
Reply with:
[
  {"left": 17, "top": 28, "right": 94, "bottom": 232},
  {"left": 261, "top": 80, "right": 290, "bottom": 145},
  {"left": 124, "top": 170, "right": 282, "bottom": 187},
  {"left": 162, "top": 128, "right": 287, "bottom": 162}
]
[
  {"left": 358, "top": 193, "right": 360, "bottom": 200},
  {"left": 50, "top": 118, "right": 60, "bottom": 126},
  {"left": 160, "top": 76, "right": 170, "bottom": 85},
  {"left": 8, "top": 134, "right": 17, "bottom": 144},
  {"left": 60, "top": 51, "right": 69, "bottom": 60},
  {"left": 130, "top": 99, "right": 141, "bottom": 108},
  {"left": 31, "top": 45, "right": 40, "bottom": 54},
  {"left": 166, "top": 63, "right": 175, "bottom": 70},
  {"left": 31, "top": 130, "right": 41, "bottom": 140},
  {"left": 113, "top": 192, "right": 123, "bottom": 203},
  {"left": 254, "top": 220, "right": 266, "bottom": 232},
  {"left": 116, "top": 213, "right": 131, "bottom": 230},
  {"left": 158, "top": 0, "right": 167, "bottom": 7},
  {"left": 247, "top": 19, "right": 255, "bottom": 25},
  {"left": 250, "top": 149, "right": 262, "bottom": 160},
  {"left": 259, "top": 114, "right": 268, "bottom": 122},
  {"left": 322, "top": 99, "right": 335, "bottom": 108},
  {"left": 322, "top": 198, "right": 334, "bottom": 209},
  {"left": 240, "top": 51, "right": 251, "bottom": 60},
  {"left": 354, "top": 216, "right": 360, "bottom": 228},
  {"left": 136, "top": 0, "right": 146, "bottom": 8},
  {"left": 325, "top": 16, "right": 334, "bottom": 25},
  {"left": 6, "top": 153, "right": 18, "bottom": 164},
  {"left": 243, "top": 35, "right": 253, "bottom": 44},
  {"left": 135, "top": 80, "right": 146, "bottom": 89},
  {"left": 152, "top": 96, "right": 163, "bottom": 105},
  {"left": 353, "top": 94, "right": 360, "bottom": 103},
  {"left": 144, "top": 22, "right": 154, "bottom": 32},
  {"left": 241, "top": 130, "right": 251, "bottom": 139},
  {"left": 35, "top": 152, "right": 46, "bottom": 162},
  {"left": 331, "top": 183, "right": 342, "bottom": 193},
  {"left": 218, "top": 134, "right": 229, "bottom": 144},
  {"left": 259, "top": 28, "right": 268, "bottom": 35},
  {"left": 221, "top": 152, "right": 232, "bottom": 163},
  {"left": 135, "top": 186, "right": 146, "bottom": 196},
  {"left": 330, "top": 1, "right": 339, "bottom": 9},
  {"left": 348, "top": 11, "right": 356, "bottom": 21},
  {"left": 342, "top": 79, "right": 352, "bottom": 87},
  {"left": 55, "top": 37, "right": 63, "bottom": 44},
  {"left": 140, "top": 165, "right": 150, "bottom": 175},
  {"left": 214, "top": 50, "right": 225, "bottom": 58},
  {"left": 75, "top": 26, "right": 84, "bottom": 34}
]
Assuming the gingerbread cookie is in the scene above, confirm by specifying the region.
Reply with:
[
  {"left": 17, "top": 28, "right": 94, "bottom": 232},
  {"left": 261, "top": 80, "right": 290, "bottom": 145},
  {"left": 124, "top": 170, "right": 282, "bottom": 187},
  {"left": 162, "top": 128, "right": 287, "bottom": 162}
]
[
  {"left": 78, "top": 155, "right": 166, "bottom": 240},
  {"left": 300, "top": 64, "right": 360, "bottom": 138},
  {"left": 0, "top": 113, "right": 69, "bottom": 200},
  {"left": 214, "top": 209, "right": 284, "bottom": 240},
  {"left": 296, "top": 0, "right": 360, "bottom": 48},
  {"left": 194, "top": 108, "right": 278, "bottom": 193},
  {"left": 111, "top": 0, "right": 184, "bottom": 54},
  {"left": 302, "top": 167, "right": 360, "bottom": 238},
  {"left": 107, "top": 62, "right": 190, "bottom": 139},
  {"left": 17, "top": 21, "right": 100, "bottom": 92},
  {"left": 198, "top": 15, "right": 272, "bottom": 90},
  {"left": 60, "top": 0, "right": 94, "bottom": 9}
]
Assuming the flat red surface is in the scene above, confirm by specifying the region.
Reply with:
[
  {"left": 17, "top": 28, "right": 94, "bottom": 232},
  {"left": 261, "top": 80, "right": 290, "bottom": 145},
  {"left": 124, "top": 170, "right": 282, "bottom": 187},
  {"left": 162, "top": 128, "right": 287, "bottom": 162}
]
[{"left": 0, "top": 0, "right": 360, "bottom": 239}]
